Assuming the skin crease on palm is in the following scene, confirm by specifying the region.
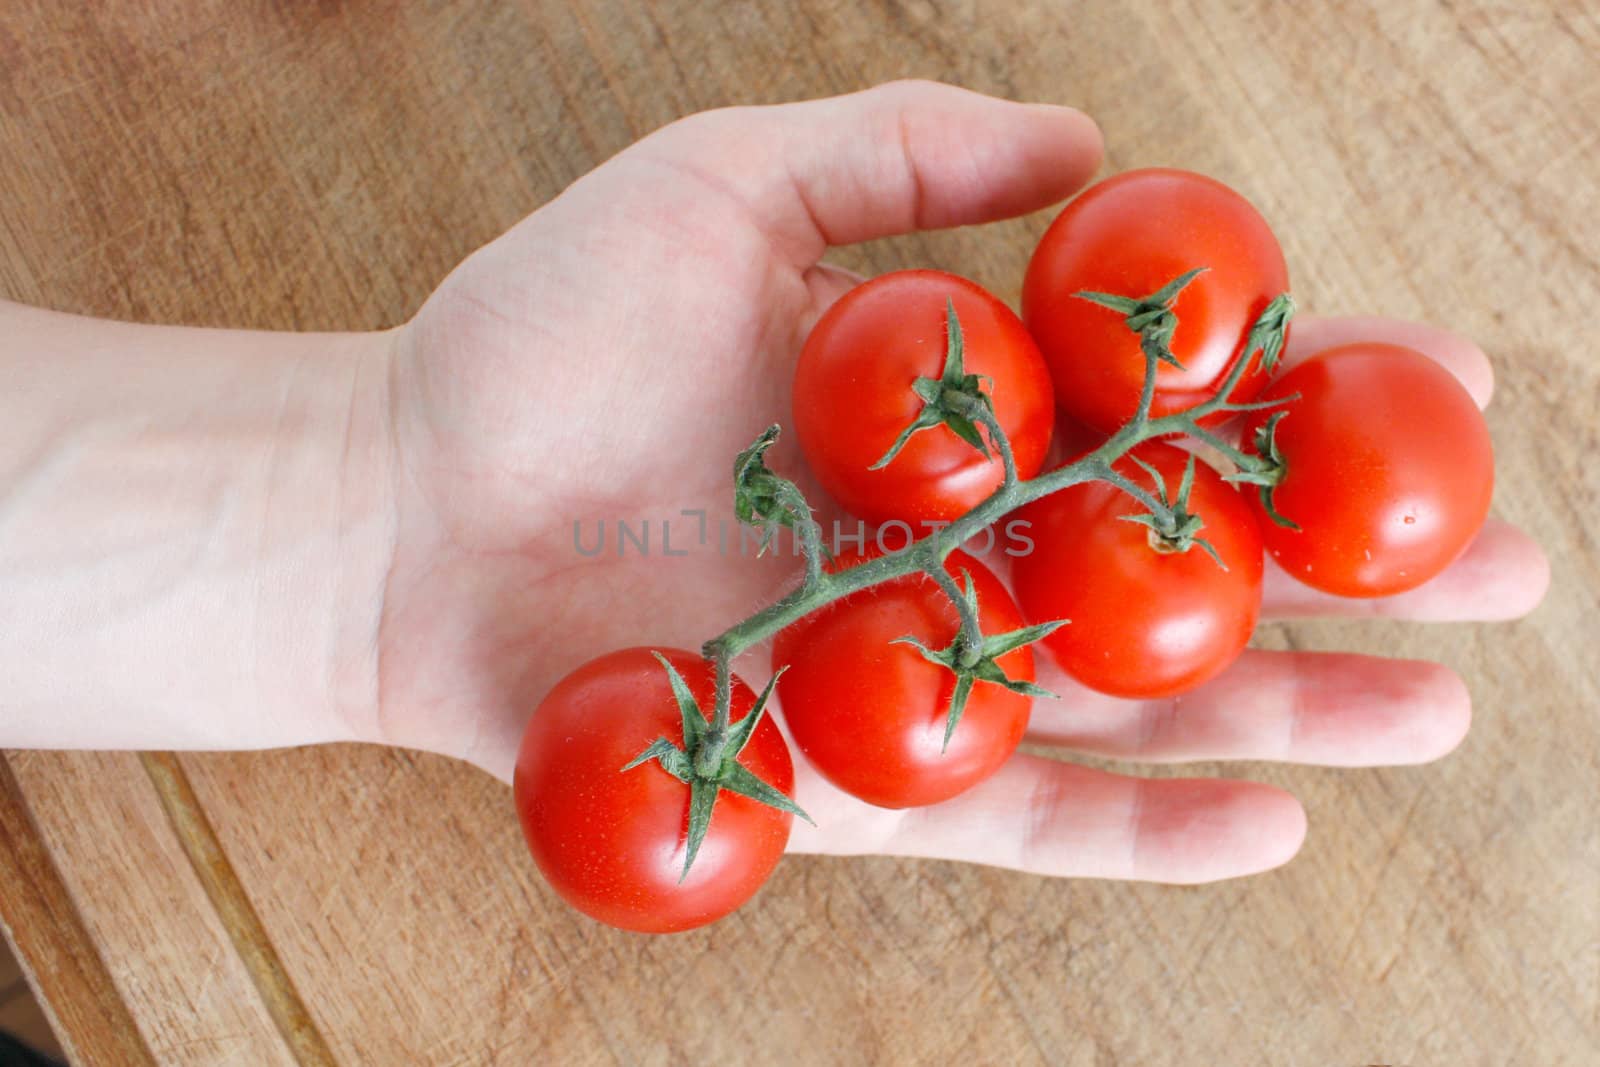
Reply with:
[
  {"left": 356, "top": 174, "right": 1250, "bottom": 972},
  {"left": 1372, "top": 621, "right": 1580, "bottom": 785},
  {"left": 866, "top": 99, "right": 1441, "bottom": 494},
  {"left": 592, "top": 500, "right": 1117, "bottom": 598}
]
[{"left": 379, "top": 81, "right": 1549, "bottom": 886}]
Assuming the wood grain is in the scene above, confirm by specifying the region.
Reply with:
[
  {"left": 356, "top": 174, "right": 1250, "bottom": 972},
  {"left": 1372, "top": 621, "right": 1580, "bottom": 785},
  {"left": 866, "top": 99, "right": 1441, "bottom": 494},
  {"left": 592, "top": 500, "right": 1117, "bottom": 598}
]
[
  {"left": 139, "top": 753, "right": 336, "bottom": 1066},
  {"left": 0, "top": 758, "right": 156, "bottom": 1066},
  {"left": 2, "top": 1, "right": 1597, "bottom": 1064},
  {"left": 2, "top": 752, "right": 295, "bottom": 1066}
]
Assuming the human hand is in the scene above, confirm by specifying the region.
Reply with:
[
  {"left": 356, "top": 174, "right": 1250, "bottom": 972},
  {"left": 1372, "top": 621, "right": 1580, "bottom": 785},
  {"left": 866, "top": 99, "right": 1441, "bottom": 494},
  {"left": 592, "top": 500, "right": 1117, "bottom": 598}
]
[{"left": 376, "top": 81, "right": 1548, "bottom": 884}]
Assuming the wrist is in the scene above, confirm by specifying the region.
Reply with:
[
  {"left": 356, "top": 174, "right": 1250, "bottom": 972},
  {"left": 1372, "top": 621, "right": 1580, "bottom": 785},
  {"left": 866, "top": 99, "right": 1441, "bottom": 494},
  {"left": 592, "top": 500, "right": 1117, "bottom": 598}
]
[
  {"left": 324, "top": 324, "right": 405, "bottom": 749},
  {"left": 0, "top": 302, "right": 403, "bottom": 751}
]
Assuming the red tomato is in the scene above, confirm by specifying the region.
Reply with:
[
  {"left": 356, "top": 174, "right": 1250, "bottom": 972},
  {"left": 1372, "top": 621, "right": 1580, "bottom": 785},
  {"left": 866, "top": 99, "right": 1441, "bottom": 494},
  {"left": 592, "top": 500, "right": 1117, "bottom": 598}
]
[
  {"left": 773, "top": 548, "right": 1033, "bottom": 808},
  {"left": 1023, "top": 168, "right": 1289, "bottom": 433},
  {"left": 1240, "top": 343, "right": 1493, "bottom": 597},
  {"left": 1010, "top": 444, "right": 1264, "bottom": 698},
  {"left": 513, "top": 647, "right": 794, "bottom": 933},
  {"left": 792, "top": 270, "right": 1054, "bottom": 525}
]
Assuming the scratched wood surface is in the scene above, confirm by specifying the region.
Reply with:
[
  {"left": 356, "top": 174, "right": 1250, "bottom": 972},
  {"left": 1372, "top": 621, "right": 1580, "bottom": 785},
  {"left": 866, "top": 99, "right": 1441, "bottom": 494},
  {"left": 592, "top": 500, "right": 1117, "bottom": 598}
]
[{"left": 1, "top": 2, "right": 1597, "bottom": 1064}]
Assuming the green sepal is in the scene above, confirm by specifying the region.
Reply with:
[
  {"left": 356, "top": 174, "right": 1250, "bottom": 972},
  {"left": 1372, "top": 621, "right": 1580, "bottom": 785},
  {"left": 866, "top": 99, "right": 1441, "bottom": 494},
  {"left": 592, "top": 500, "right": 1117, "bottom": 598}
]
[
  {"left": 652, "top": 651, "right": 706, "bottom": 750},
  {"left": 981, "top": 617, "right": 1070, "bottom": 659},
  {"left": 967, "top": 655, "right": 1057, "bottom": 698},
  {"left": 871, "top": 300, "right": 996, "bottom": 470},
  {"left": 1224, "top": 411, "right": 1301, "bottom": 530},
  {"left": 1176, "top": 449, "right": 1197, "bottom": 504},
  {"left": 890, "top": 579, "right": 1067, "bottom": 752},
  {"left": 1241, "top": 293, "right": 1296, "bottom": 375},
  {"left": 941, "top": 411, "right": 989, "bottom": 456},
  {"left": 870, "top": 408, "right": 947, "bottom": 470},
  {"left": 1075, "top": 267, "right": 1208, "bottom": 371},
  {"left": 733, "top": 425, "right": 817, "bottom": 556},
  {"left": 721, "top": 665, "right": 785, "bottom": 761},
  {"left": 620, "top": 738, "right": 692, "bottom": 779},
  {"left": 720, "top": 762, "right": 814, "bottom": 825},
  {"left": 942, "top": 674, "right": 976, "bottom": 749},
  {"left": 624, "top": 654, "right": 812, "bottom": 881},
  {"left": 681, "top": 778, "right": 720, "bottom": 882},
  {"left": 1118, "top": 452, "right": 1229, "bottom": 570},
  {"left": 1190, "top": 536, "right": 1226, "bottom": 569},
  {"left": 892, "top": 634, "right": 950, "bottom": 668},
  {"left": 1128, "top": 453, "right": 1168, "bottom": 503}
]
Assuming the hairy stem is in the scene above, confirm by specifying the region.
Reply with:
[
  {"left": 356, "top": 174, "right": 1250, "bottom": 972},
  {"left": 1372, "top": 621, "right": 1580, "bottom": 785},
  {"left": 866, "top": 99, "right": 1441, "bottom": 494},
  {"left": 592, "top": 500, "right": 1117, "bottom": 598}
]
[
  {"left": 925, "top": 561, "right": 984, "bottom": 669},
  {"left": 952, "top": 394, "right": 1018, "bottom": 489},
  {"left": 1089, "top": 462, "right": 1176, "bottom": 533},
  {"left": 797, "top": 515, "right": 826, "bottom": 589},
  {"left": 703, "top": 408, "right": 1170, "bottom": 666},
  {"left": 712, "top": 652, "right": 733, "bottom": 734},
  {"left": 700, "top": 286, "right": 1295, "bottom": 719},
  {"left": 1150, "top": 418, "right": 1261, "bottom": 473}
]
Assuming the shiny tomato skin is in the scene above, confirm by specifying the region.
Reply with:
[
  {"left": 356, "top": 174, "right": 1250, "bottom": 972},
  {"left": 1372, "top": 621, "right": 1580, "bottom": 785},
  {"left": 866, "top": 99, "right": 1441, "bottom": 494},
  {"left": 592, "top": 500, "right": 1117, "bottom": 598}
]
[
  {"left": 513, "top": 647, "right": 794, "bottom": 934},
  {"left": 1241, "top": 343, "right": 1493, "bottom": 597},
  {"left": 792, "top": 270, "right": 1055, "bottom": 525},
  {"left": 773, "top": 548, "right": 1032, "bottom": 809},
  {"left": 1023, "top": 168, "right": 1289, "bottom": 433},
  {"left": 1010, "top": 444, "right": 1264, "bottom": 698}
]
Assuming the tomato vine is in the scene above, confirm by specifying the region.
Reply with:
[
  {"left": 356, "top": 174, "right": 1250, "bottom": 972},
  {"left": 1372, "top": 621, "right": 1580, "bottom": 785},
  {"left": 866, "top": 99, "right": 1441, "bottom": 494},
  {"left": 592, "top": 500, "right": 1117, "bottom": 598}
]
[{"left": 623, "top": 270, "right": 1297, "bottom": 878}]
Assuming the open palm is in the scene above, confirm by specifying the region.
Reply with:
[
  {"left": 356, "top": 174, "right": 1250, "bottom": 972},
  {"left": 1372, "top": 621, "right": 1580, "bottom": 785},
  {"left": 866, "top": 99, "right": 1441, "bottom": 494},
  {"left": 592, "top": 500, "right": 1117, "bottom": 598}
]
[{"left": 375, "top": 82, "right": 1547, "bottom": 884}]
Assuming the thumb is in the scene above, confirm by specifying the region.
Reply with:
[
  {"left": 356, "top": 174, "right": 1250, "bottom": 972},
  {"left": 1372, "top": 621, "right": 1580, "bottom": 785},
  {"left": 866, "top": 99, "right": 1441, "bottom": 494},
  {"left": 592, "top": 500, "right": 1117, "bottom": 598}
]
[{"left": 602, "top": 80, "right": 1104, "bottom": 267}]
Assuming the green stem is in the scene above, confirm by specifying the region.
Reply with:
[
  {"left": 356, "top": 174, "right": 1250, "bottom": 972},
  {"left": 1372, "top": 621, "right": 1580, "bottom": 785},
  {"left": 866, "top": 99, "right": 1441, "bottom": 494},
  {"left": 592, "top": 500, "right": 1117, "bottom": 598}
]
[
  {"left": 701, "top": 411, "right": 1172, "bottom": 664},
  {"left": 950, "top": 393, "right": 1018, "bottom": 489},
  {"left": 924, "top": 562, "right": 983, "bottom": 669},
  {"left": 1150, "top": 418, "right": 1262, "bottom": 474},
  {"left": 700, "top": 285, "right": 1296, "bottom": 718},
  {"left": 1128, "top": 343, "right": 1161, "bottom": 433},
  {"left": 797, "top": 514, "right": 826, "bottom": 590},
  {"left": 1090, "top": 462, "right": 1176, "bottom": 534},
  {"left": 711, "top": 652, "right": 733, "bottom": 735}
]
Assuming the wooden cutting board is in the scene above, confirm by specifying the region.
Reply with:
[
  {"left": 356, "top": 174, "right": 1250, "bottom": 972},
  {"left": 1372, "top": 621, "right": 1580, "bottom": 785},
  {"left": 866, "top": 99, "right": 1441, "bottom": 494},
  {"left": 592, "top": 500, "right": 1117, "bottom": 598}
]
[{"left": 2, "top": 2, "right": 1596, "bottom": 1063}]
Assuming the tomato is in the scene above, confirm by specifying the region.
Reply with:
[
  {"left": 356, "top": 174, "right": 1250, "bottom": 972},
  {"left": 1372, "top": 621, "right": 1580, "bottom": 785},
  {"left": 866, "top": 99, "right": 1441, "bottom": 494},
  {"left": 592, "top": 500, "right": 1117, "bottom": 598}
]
[
  {"left": 1240, "top": 343, "right": 1493, "bottom": 597},
  {"left": 1010, "top": 443, "right": 1264, "bottom": 697},
  {"left": 773, "top": 548, "right": 1033, "bottom": 808},
  {"left": 792, "top": 270, "right": 1054, "bottom": 525},
  {"left": 1022, "top": 168, "right": 1289, "bottom": 433},
  {"left": 513, "top": 647, "right": 794, "bottom": 933}
]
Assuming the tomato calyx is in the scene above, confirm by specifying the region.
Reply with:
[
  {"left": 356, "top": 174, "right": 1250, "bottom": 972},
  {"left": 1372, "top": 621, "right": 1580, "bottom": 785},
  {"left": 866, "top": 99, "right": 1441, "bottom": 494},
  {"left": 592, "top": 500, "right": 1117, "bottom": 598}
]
[
  {"left": 871, "top": 299, "right": 1008, "bottom": 478},
  {"left": 1241, "top": 293, "right": 1295, "bottom": 375},
  {"left": 622, "top": 653, "right": 812, "bottom": 881},
  {"left": 1117, "top": 452, "right": 1228, "bottom": 568},
  {"left": 1225, "top": 411, "right": 1301, "bottom": 530},
  {"left": 734, "top": 425, "right": 827, "bottom": 585},
  {"left": 1074, "top": 267, "right": 1208, "bottom": 370},
  {"left": 893, "top": 570, "right": 1065, "bottom": 751}
]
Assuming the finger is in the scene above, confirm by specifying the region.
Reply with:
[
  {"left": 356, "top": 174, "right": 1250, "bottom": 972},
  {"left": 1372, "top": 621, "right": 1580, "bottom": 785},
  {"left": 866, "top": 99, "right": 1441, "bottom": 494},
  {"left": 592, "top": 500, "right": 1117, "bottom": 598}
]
[
  {"left": 631, "top": 80, "right": 1103, "bottom": 265},
  {"left": 1262, "top": 518, "right": 1550, "bottom": 621},
  {"left": 1282, "top": 314, "right": 1494, "bottom": 408},
  {"left": 794, "top": 756, "right": 1305, "bottom": 884},
  {"left": 1024, "top": 649, "right": 1472, "bottom": 767}
]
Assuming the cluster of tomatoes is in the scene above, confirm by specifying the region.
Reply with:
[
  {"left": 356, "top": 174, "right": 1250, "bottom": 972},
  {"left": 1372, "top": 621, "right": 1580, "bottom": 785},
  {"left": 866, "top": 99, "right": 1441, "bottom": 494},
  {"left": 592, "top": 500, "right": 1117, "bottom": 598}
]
[{"left": 514, "top": 168, "right": 1495, "bottom": 934}]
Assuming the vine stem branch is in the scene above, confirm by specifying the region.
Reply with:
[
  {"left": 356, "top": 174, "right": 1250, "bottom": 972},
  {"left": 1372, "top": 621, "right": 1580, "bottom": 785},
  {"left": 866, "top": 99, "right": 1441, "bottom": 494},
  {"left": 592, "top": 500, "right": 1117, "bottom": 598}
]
[
  {"left": 924, "top": 562, "right": 983, "bottom": 668},
  {"left": 953, "top": 395, "right": 1018, "bottom": 490},
  {"left": 1090, "top": 463, "right": 1174, "bottom": 533},
  {"left": 699, "top": 286, "right": 1295, "bottom": 727},
  {"left": 797, "top": 514, "right": 826, "bottom": 590},
  {"left": 701, "top": 403, "right": 1183, "bottom": 669}
]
